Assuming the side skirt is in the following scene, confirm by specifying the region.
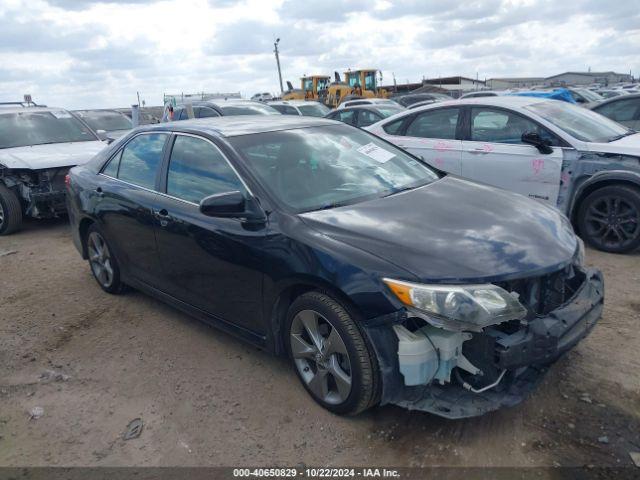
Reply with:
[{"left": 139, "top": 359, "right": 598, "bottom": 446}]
[{"left": 125, "top": 276, "right": 268, "bottom": 350}]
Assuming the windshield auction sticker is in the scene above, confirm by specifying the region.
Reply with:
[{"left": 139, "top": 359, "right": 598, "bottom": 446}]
[{"left": 356, "top": 143, "right": 396, "bottom": 163}]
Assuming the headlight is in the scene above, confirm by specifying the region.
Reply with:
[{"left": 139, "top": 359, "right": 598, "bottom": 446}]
[{"left": 383, "top": 278, "right": 527, "bottom": 330}]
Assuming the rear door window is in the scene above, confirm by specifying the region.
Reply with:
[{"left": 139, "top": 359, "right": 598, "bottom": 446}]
[
  {"left": 194, "top": 106, "right": 220, "bottom": 118},
  {"left": 336, "top": 110, "right": 356, "bottom": 125},
  {"left": 405, "top": 108, "right": 459, "bottom": 139},
  {"left": 382, "top": 118, "right": 406, "bottom": 135},
  {"left": 116, "top": 133, "right": 168, "bottom": 189},
  {"left": 357, "top": 110, "right": 382, "bottom": 127}
]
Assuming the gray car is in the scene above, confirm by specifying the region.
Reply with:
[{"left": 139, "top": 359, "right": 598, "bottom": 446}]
[
  {"left": 268, "top": 100, "right": 330, "bottom": 117},
  {"left": 171, "top": 99, "right": 280, "bottom": 121},
  {"left": 73, "top": 109, "right": 133, "bottom": 140},
  {"left": 590, "top": 93, "right": 640, "bottom": 131}
]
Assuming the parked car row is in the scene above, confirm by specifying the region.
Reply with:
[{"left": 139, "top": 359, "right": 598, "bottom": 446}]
[{"left": 5, "top": 85, "right": 638, "bottom": 419}]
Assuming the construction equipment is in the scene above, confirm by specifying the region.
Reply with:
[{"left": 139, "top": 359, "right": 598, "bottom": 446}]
[
  {"left": 343, "top": 69, "right": 390, "bottom": 99},
  {"left": 284, "top": 69, "right": 390, "bottom": 108},
  {"left": 283, "top": 75, "right": 331, "bottom": 101}
]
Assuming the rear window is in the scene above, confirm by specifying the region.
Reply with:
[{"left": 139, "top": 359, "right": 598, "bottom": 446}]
[
  {"left": 0, "top": 111, "right": 97, "bottom": 149},
  {"left": 298, "top": 103, "right": 330, "bottom": 117},
  {"left": 75, "top": 110, "right": 132, "bottom": 132}
]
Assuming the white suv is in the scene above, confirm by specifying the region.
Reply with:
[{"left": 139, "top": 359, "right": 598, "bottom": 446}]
[{"left": 0, "top": 104, "right": 106, "bottom": 234}]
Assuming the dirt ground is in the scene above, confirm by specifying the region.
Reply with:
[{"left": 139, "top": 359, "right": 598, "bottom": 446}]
[{"left": 1, "top": 218, "right": 639, "bottom": 470}]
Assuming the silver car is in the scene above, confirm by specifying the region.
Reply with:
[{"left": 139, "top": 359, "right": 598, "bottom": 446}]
[{"left": 0, "top": 104, "right": 105, "bottom": 234}]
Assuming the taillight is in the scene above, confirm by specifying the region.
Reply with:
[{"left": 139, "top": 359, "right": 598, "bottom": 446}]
[{"left": 65, "top": 174, "right": 71, "bottom": 187}]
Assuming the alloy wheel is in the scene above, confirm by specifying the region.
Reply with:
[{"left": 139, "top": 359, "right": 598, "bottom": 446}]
[
  {"left": 584, "top": 195, "right": 640, "bottom": 249},
  {"left": 290, "top": 309, "right": 352, "bottom": 405},
  {"left": 88, "top": 231, "right": 114, "bottom": 288},
  {"left": 0, "top": 201, "right": 4, "bottom": 229}
]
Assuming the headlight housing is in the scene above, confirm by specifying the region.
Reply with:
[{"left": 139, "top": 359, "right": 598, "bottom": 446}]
[{"left": 384, "top": 278, "right": 527, "bottom": 330}]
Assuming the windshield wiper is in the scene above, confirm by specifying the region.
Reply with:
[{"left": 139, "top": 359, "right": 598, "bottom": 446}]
[
  {"left": 310, "top": 200, "right": 354, "bottom": 212},
  {"left": 383, "top": 184, "right": 419, "bottom": 197},
  {"left": 607, "top": 131, "right": 635, "bottom": 142}
]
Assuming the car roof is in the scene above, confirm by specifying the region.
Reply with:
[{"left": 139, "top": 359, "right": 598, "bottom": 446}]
[
  {"left": 137, "top": 115, "right": 341, "bottom": 137},
  {"left": 591, "top": 92, "right": 640, "bottom": 109},
  {"left": 449, "top": 95, "right": 550, "bottom": 108},
  {"left": 73, "top": 109, "right": 126, "bottom": 115},
  {"left": 269, "top": 100, "right": 324, "bottom": 107},
  {"left": 333, "top": 104, "right": 402, "bottom": 113},
  {"left": 178, "top": 99, "right": 262, "bottom": 107},
  {"left": 0, "top": 106, "right": 67, "bottom": 115}
]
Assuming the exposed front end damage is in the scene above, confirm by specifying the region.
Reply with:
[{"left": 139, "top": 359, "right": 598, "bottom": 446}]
[
  {"left": 0, "top": 167, "right": 70, "bottom": 219},
  {"left": 363, "top": 266, "right": 604, "bottom": 419}
]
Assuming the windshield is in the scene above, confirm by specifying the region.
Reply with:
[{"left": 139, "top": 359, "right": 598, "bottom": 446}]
[
  {"left": 575, "top": 89, "right": 603, "bottom": 102},
  {"left": 525, "top": 101, "right": 631, "bottom": 143},
  {"left": 0, "top": 111, "right": 97, "bottom": 149},
  {"left": 220, "top": 103, "right": 280, "bottom": 116},
  {"left": 298, "top": 103, "right": 330, "bottom": 117},
  {"left": 75, "top": 110, "right": 132, "bottom": 132},
  {"left": 229, "top": 125, "right": 439, "bottom": 212}
]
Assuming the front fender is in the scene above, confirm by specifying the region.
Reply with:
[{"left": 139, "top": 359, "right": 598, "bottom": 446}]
[{"left": 569, "top": 168, "right": 640, "bottom": 218}]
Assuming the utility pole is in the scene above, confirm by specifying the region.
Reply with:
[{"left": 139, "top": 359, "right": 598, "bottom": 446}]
[{"left": 274, "top": 38, "right": 284, "bottom": 94}]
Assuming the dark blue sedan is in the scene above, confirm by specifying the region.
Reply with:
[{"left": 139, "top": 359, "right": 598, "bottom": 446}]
[{"left": 65, "top": 116, "right": 603, "bottom": 418}]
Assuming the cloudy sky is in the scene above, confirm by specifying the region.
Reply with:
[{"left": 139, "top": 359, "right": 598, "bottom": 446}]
[{"left": 1, "top": 0, "right": 638, "bottom": 109}]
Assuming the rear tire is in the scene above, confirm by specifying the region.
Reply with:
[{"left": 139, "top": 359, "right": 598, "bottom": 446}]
[
  {"left": 577, "top": 185, "right": 640, "bottom": 253},
  {"left": 0, "top": 182, "right": 23, "bottom": 235},
  {"left": 85, "top": 224, "right": 125, "bottom": 294},
  {"left": 285, "top": 291, "right": 378, "bottom": 415}
]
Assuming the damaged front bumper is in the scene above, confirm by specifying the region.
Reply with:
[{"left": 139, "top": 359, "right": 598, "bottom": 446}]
[{"left": 363, "top": 268, "right": 604, "bottom": 419}]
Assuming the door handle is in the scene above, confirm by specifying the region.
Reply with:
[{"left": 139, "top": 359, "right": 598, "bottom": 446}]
[
  {"left": 154, "top": 208, "right": 170, "bottom": 218},
  {"left": 153, "top": 208, "right": 172, "bottom": 227},
  {"left": 470, "top": 148, "right": 491, "bottom": 154}
]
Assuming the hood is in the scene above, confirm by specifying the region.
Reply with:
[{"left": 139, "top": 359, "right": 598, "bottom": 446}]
[
  {"left": 300, "top": 176, "right": 577, "bottom": 283},
  {"left": 0, "top": 141, "right": 106, "bottom": 170},
  {"left": 586, "top": 132, "right": 640, "bottom": 156}
]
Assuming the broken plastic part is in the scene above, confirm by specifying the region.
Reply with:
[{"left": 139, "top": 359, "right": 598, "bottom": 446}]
[{"left": 393, "top": 324, "right": 438, "bottom": 386}]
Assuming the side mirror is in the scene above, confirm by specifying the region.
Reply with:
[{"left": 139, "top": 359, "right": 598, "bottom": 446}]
[
  {"left": 199, "top": 191, "right": 264, "bottom": 221},
  {"left": 521, "top": 131, "right": 553, "bottom": 154},
  {"left": 96, "top": 129, "right": 114, "bottom": 144}
]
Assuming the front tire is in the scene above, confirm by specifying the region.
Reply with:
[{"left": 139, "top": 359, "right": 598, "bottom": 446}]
[
  {"left": 85, "top": 224, "right": 125, "bottom": 294},
  {"left": 577, "top": 185, "right": 640, "bottom": 253},
  {"left": 0, "top": 182, "right": 23, "bottom": 235},
  {"left": 285, "top": 292, "right": 378, "bottom": 415}
]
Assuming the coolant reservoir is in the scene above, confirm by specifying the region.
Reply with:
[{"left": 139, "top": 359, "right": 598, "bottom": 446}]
[{"left": 393, "top": 324, "right": 438, "bottom": 386}]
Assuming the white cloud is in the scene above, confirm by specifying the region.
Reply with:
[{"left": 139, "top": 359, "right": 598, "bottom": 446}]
[{"left": 0, "top": 0, "right": 637, "bottom": 108}]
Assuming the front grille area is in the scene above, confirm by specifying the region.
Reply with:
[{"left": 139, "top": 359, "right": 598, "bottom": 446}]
[{"left": 496, "top": 264, "right": 586, "bottom": 317}]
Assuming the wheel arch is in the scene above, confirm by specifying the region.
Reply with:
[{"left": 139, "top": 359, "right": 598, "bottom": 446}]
[
  {"left": 78, "top": 217, "right": 96, "bottom": 259},
  {"left": 267, "top": 276, "right": 366, "bottom": 356},
  {"left": 569, "top": 170, "right": 640, "bottom": 224}
]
